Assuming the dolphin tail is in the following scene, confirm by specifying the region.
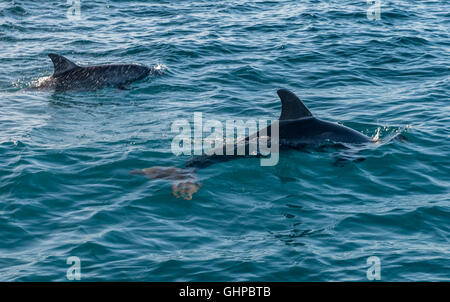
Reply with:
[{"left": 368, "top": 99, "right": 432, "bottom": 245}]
[{"left": 130, "top": 166, "right": 201, "bottom": 200}]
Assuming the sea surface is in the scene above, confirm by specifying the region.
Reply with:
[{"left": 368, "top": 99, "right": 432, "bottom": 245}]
[{"left": 0, "top": 0, "right": 449, "bottom": 281}]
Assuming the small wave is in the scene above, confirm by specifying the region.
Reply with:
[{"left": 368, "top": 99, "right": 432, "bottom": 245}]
[{"left": 372, "top": 124, "right": 411, "bottom": 144}]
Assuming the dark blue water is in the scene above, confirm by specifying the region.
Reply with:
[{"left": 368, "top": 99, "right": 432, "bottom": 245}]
[{"left": 0, "top": 0, "right": 449, "bottom": 281}]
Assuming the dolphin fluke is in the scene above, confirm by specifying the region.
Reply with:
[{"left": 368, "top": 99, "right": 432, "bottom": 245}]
[
  {"left": 131, "top": 166, "right": 202, "bottom": 200},
  {"left": 277, "top": 89, "right": 312, "bottom": 120},
  {"left": 48, "top": 53, "right": 80, "bottom": 77}
]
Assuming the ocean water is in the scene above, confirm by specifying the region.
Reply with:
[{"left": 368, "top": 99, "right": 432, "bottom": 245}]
[{"left": 0, "top": 0, "right": 449, "bottom": 281}]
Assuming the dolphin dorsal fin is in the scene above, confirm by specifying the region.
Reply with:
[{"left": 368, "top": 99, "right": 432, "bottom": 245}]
[
  {"left": 277, "top": 89, "right": 312, "bottom": 120},
  {"left": 48, "top": 53, "right": 79, "bottom": 77}
]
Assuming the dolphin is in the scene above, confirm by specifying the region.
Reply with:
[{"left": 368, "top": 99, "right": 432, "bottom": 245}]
[
  {"left": 132, "top": 89, "right": 373, "bottom": 199},
  {"left": 185, "top": 89, "right": 372, "bottom": 168},
  {"left": 34, "top": 53, "right": 163, "bottom": 91},
  {"left": 274, "top": 89, "right": 371, "bottom": 145}
]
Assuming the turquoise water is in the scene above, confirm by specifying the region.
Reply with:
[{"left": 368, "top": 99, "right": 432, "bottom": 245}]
[{"left": 0, "top": 0, "right": 449, "bottom": 281}]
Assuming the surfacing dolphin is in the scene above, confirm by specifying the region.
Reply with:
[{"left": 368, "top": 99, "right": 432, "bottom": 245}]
[
  {"left": 34, "top": 53, "right": 164, "bottom": 91},
  {"left": 132, "top": 89, "right": 374, "bottom": 199}
]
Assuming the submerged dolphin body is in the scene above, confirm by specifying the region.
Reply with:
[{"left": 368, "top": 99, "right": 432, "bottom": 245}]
[
  {"left": 132, "top": 89, "right": 373, "bottom": 199},
  {"left": 34, "top": 54, "right": 162, "bottom": 91}
]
